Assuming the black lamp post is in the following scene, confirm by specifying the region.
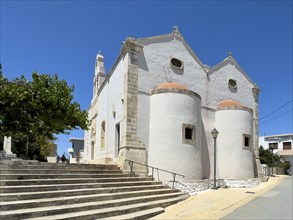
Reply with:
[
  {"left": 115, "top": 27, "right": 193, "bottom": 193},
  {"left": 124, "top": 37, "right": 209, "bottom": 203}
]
[
  {"left": 270, "top": 146, "right": 275, "bottom": 177},
  {"left": 211, "top": 128, "right": 219, "bottom": 189}
]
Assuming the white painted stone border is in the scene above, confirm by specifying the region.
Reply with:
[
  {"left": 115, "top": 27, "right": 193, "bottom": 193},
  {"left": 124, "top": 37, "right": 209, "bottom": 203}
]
[{"left": 167, "top": 178, "right": 261, "bottom": 195}]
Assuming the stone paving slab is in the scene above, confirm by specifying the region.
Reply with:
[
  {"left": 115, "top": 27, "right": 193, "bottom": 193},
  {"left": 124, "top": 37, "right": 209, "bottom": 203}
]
[
  {"left": 98, "top": 207, "right": 165, "bottom": 220},
  {"left": 150, "top": 175, "right": 286, "bottom": 220}
]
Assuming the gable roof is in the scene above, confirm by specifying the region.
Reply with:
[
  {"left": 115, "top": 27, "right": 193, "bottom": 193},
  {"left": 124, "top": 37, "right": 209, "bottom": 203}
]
[
  {"left": 208, "top": 52, "right": 256, "bottom": 86},
  {"left": 96, "top": 27, "right": 259, "bottom": 96},
  {"left": 134, "top": 26, "right": 207, "bottom": 71},
  {"left": 132, "top": 27, "right": 256, "bottom": 86}
]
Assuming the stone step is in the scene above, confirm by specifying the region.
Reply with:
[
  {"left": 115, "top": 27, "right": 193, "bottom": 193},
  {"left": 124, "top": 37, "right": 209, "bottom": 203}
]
[
  {"left": 0, "top": 164, "right": 120, "bottom": 170},
  {"left": 0, "top": 188, "right": 181, "bottom": 211},
  {"left": 23, "top": 195, "right": 187, "bottom": 220},
  {"left": 0, "top": 176, "right": 153, "bottom": 186},
  {"left": 0, "top": 184, "right": 169, "bottom": 201},
  {"left": 0, "top": 161, "right": 188, "bottom": 219},
  {"left": 0, "top": 173, "right": 130, "bottom": 180},
  {"left": 0, "top": 181, "right": 162, "bottom": 193},
  {"left": 98, "top": 207, "right": 165, "bottom": 220},
  {"left": 0, "top": 193, "right": 185, "bottom": 219},
  {"left": 0, "top": 160, "right": 56, "bottom": 165},
  {"left": 0, "top": 161, "right": 120, "bottom": 170},
  {"left": 0, "top": 169, "right": 122, "bottom": 174}
]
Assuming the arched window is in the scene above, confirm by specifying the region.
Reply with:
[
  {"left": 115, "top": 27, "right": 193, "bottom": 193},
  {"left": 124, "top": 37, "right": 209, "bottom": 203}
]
[{"left": 100, "top": 121, "right": 106, "bottom": 149}]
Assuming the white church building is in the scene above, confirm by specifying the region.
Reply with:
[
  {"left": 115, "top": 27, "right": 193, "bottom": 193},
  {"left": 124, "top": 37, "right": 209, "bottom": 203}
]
[{"left": 84, "top": 27, "right": 264, "bottom": 182}]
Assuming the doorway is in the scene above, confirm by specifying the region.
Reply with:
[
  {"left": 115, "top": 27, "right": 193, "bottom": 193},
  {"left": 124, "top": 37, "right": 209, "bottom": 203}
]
[
  {"left": 115, "top": 123, "right": 120, "bottom": 157},
  {"left": 91, "top": 141, "right": 95, "bottom": 160}
]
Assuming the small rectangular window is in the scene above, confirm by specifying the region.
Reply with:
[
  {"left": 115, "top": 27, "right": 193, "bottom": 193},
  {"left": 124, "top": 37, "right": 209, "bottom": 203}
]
[
  {"left": 185, "top": 128, "right": 193, "bottom": 140},
  {"left": 182, "top": 124, "right": 196, "bottom": 144},
  {"left": 283, "top": 142, "right": 292, "bottom": 150},
  {"left": 243, "top": 134, "right": 251, "bottom": 149},
  {"left": 269, "top": 143, "right": 278, "bottom": 150},
  {"left": 245, "top": 137, "right": 249, "bottom": 147}
]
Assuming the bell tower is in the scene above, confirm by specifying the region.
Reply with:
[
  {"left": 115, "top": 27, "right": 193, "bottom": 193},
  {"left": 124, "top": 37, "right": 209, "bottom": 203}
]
[{"left": 93, "top": 51, "right": 106, "bottom": 97}]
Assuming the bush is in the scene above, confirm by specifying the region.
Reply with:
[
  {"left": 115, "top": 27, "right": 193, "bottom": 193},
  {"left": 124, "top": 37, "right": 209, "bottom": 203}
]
[
  {"left": 259, "top": 145, "right": 282, "bottom": 167},
  {"left": 282, "top": 161, "right": 291, "bottom": 175}
]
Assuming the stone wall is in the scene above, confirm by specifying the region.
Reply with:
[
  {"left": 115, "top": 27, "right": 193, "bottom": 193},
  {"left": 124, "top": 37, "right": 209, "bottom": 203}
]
[
  {"left": 252, "top": 86, "right": 265, "bottom": 181},
  {"left": 168, "top": 178, "right": 261, "bottom": 195},
  {"left": 118, "top": 40, "right": 147, "bottom": 174}
]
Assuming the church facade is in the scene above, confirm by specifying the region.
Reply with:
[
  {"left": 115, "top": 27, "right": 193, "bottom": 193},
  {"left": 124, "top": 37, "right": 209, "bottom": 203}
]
[{"left": 84, "top": 27, "right": 263, "bottom": 181}]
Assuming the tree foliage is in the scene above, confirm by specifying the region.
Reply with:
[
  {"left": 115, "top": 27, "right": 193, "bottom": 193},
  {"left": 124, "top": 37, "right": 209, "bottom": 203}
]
[
  {"left": 282, "top": 161, "right": 291, "bottom": 175},
  {"left": 0, "top": 71, "right": 88, "bottom": 160},
  {"left": 259, "top": 145, "right": 282, "bottom": 167}
]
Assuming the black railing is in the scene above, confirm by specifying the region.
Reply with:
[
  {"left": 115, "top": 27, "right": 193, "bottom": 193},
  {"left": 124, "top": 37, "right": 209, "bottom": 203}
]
[{"left": 125, "top": 159, "right": 185, "bottom": 188}]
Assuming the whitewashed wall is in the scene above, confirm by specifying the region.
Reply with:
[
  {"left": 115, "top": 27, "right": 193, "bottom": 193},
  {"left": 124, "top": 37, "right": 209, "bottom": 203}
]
[
  {"left": 201, "top": 108, "right": 216, "bottom": 179},
  {"left": 137, "top": 35, "right": 207, "bottom": 101},
  {"left": 137, "top": 93, "right": 150, "bottom": 152},
  {"left": 208, "top": 64, "right": 256, "bottom": 179},
  {"left": 208, "top": 63, "right": 255, "bottom": 109},
  {"left": 148, "top": 91, "right": 202, "bottom": 182},
  {"left": 216, "top": 109, "right": 254, "bottom": 179},
  {"left": 93, "top": 55, "right": 126, "bottom": 163}
]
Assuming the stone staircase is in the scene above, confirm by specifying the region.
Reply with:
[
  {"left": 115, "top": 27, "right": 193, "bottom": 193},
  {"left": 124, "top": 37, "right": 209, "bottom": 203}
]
[{"left": 0, "top": 160, "right": 188, "bottom": 219}]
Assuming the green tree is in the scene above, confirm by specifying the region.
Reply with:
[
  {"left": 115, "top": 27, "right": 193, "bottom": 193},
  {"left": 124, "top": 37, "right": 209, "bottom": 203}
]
[
  {"left": 259, "top": 145, "right": 282, "bottom": 167},
  {"left": 0, "top": 71, "right": 88, "bottom": 160},
  {"left": 282, "top": 161, "right": 291, "bottom": 175}
]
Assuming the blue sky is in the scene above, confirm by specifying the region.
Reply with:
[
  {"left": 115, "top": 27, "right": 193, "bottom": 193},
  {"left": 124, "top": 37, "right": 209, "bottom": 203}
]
[{"left": 1, "top": 0, "right": 292, "bottom": 155}]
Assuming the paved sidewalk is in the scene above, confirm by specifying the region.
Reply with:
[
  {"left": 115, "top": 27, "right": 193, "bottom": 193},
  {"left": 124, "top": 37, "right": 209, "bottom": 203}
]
[{"left": 151, "top": 175, "right": 286, "bottom": 220}]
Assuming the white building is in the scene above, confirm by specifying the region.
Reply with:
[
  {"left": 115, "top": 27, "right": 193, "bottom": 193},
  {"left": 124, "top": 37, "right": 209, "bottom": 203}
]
[
  {"left": 84, "top": 27, "right": 264, "bottom": 182},
  {"left": 68, "top": 137, "right": 84, "bottom": 163},
  {"left": 259, "top": 134, "right": 293, "bottom": 174}
]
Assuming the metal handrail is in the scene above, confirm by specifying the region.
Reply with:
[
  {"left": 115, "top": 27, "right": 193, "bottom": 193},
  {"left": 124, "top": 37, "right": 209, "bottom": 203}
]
[{"left": 125, "top": 159, "right": 185, "bottom": 188}]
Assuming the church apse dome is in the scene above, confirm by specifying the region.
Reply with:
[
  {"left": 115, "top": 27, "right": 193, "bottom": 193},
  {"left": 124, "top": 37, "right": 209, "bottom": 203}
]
[
  {"left": 155, "top": 82, "right": 187, "bottom": 90},
  {"left": 215, "top": 99, "right": 254, "bottom": 179},
  {"left": 148, "top": 82, "right": 203, "bottom": 181},
  {"left": 218, "top": 99, "right": 243, "bottom": 108}
]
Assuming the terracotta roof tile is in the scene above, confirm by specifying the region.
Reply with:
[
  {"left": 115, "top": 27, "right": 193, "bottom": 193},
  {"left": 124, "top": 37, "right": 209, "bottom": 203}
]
[
  {"left": 218, "top": 100, "right": 243, "bottom": 107},
  {"left": 156, "top": 82, "right": 187, "bottom": 90}
]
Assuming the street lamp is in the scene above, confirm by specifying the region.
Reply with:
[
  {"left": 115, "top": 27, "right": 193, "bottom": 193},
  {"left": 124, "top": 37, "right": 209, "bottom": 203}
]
[
  {"left": 211, "top": 128, "right": 219, "bottom": 189},
  {"left": 270, "top": 146, "right": 275, "bottom": 177}
]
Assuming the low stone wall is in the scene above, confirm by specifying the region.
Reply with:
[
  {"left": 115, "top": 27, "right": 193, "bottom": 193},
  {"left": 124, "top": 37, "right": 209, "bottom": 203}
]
[
  {"left": 167, "top": 178, "right": 261, "bottom": 195},
  {"left": 166, "top": 180, "right": 216, "bottom": 196},
  {"left": 223, "top": 178, "right": 261, "bottom": 188},
  {"left": 0, "top": 151, "right": 17, "bottom": 160},
  {"left": 47, "top": 156, "right": 57, "bottom": 163}
]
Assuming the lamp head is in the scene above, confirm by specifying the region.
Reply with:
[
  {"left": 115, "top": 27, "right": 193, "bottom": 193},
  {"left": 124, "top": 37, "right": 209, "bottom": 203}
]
[{"left": 211, "top": 128, "right": 219, "bottom": 139}]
